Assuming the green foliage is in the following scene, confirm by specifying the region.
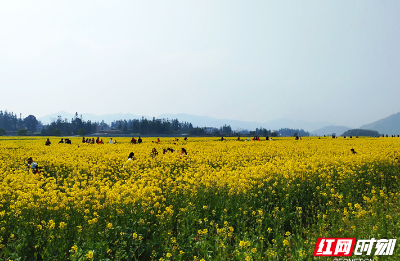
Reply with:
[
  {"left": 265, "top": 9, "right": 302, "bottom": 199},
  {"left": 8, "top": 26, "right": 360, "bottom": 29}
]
[
  {"left": 53, "top": 128, "right": 61, "bottom": 136},
  {"left": 17, "top": 129, "right": 27, "bottom": 136},
  {"left": 0, "top": 110, "right": 18, "bottom": 131},
  {"left": 0, "top": 128, "right": 5, "bottom": 136},
  {"left": 342, "top": 129, "right": 380, "bottom": 137},
  {"left": 189, "top": 127, "right": 205, "bottom": 135},
  {"left": 23, "top": 115, "right": 38, "bottom": 132},
  {"left": 78, "top": 128, "right": 86, "bottom": 136}
]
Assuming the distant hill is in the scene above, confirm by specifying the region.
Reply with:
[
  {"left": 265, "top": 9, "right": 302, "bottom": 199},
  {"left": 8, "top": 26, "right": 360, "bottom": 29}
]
[
  {"left": 159, "top": 114, "right": 332, "bottom": 131},
  {"left": 39, "top": 111, "right": 333, "bottom": 132},
  {"left": 311, "top": 126, "right": 351, "bottom": 136},
  {"left": 360, "top": 112, "right": 400, "bottom": 135},
  {"left": 158, "top": 113, "right": 264, "bottom": 130},
  {"left": 266, "top": 118, "right": 333, "bottom": 132}
]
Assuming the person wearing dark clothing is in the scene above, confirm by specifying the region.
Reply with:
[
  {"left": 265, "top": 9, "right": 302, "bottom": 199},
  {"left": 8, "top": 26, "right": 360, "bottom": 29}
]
[
  {"left": 45, "top": 139, "right": 51, "bottom": 146},
  {"left": 59, "top": 138, "right": 64, "bottom": 144},
  {"left": 128, "top": 152, "right": 135, "bottom": 160},
  {"left": 124, "top": 152, "right": 136, "bottom": 167},
  {"left": 180, "top": 148, "right": 187, "bottom": 157},
  {"left": 138, "top": 137, "right": 142, "bottom": 144}
]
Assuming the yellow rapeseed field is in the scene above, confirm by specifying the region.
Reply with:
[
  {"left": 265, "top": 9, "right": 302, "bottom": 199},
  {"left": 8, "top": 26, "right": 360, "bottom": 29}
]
[{"left": 0, "top": 136, "right": 399, "bottom": 260}]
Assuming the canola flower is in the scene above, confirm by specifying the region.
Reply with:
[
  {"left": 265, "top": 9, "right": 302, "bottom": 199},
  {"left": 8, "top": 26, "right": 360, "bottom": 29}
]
[{"left": 0, "top": 136, "right": 399, "bottom": 260}]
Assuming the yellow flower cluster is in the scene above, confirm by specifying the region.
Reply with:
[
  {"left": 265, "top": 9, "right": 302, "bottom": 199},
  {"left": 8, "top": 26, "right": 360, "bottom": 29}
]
[{"left": 0, "top": 136, "right": 399, "bottom": 259}]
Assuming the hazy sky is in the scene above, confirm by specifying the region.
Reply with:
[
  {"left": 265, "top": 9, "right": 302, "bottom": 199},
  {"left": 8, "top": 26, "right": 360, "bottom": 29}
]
[{"left": 1, "top": 1, "right": 399, "bottom": 127}]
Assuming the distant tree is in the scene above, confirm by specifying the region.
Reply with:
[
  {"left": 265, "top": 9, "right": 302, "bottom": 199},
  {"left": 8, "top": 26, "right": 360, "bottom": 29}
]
[
  {"left": 188, "top": 127, "right": 205, "bottom": 135},
  {"left": 23, "top": 115, "right": 39, "bottom": 132},
  {"left": 17, "top": 129, "right": 27, "bottom": 136},
  {"left": 277, "top": 128, "right": 309, "bottom": 137},
  {"left": 78, "top": 128, "right": 86, "bottom": 136},
  {"left": 342, "top": 129, "right": 380, "bottom": 137},
  {"left": 221, "top": 124, "right": 232, "bottom": 135},
  {"left": 0, "top": 111, "right": 18, "bottom": 130},
  {"left": 0, "top": 128, "right": 6, "bottom": 136},
  {"left": 17, "top": 118, "right": 24, "bottom": 130},
  {"left": 123, "top": 120, "right": 128, "bottom": 132},
  {"left": 293, "top": 132, "right": 298, "bottom": 137},
  {"left": 53, "top": 128, "right": 61, "bottom": 136},
  {"left": 41, "top": 128, "right": 48, "bottom": 135}
]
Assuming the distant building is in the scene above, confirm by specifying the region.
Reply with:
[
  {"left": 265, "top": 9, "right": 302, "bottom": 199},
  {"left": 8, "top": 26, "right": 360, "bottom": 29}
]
[
  {"left": 100, "top": 129, "right": 121, "bottom": 134},
  {"left": 204, "top": 127, "right": 216, "bottom": 134},
  {"left": 36, "top": 124, "right": 46, "bottom": 133}
]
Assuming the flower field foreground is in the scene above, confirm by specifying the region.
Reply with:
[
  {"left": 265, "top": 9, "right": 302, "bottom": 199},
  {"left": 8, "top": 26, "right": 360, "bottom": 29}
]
[{"left": 0, "top": 136, "right": 399, "bottom": 260}]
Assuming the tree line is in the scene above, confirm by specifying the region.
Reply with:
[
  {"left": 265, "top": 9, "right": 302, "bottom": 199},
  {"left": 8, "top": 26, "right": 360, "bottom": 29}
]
[
  {"left": 111, "top": 117, "right": 194, "bottom": 135},
  {"left": 0, "top": 111, "right": 38, "bottom": 132},
  {"left": 342, "top": 129, "right": 380, "bottom": 137},
  {"left": 0, "top": 110, "right": 310, "bottom": 137},
  {"left": 41, "top": 113, "right": 98, "bottom": 136}
]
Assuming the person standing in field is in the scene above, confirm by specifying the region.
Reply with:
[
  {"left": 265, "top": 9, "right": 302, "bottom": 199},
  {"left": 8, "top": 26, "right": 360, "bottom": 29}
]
[
  {"left": 109, "top": 138, "right": 113, "bottom": 144},
  {"left": 138, "top": 137, "right": 142, "bottom": 144},
  {"left": 45, "top": 139, "right": 51, "bottom": 146}
]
